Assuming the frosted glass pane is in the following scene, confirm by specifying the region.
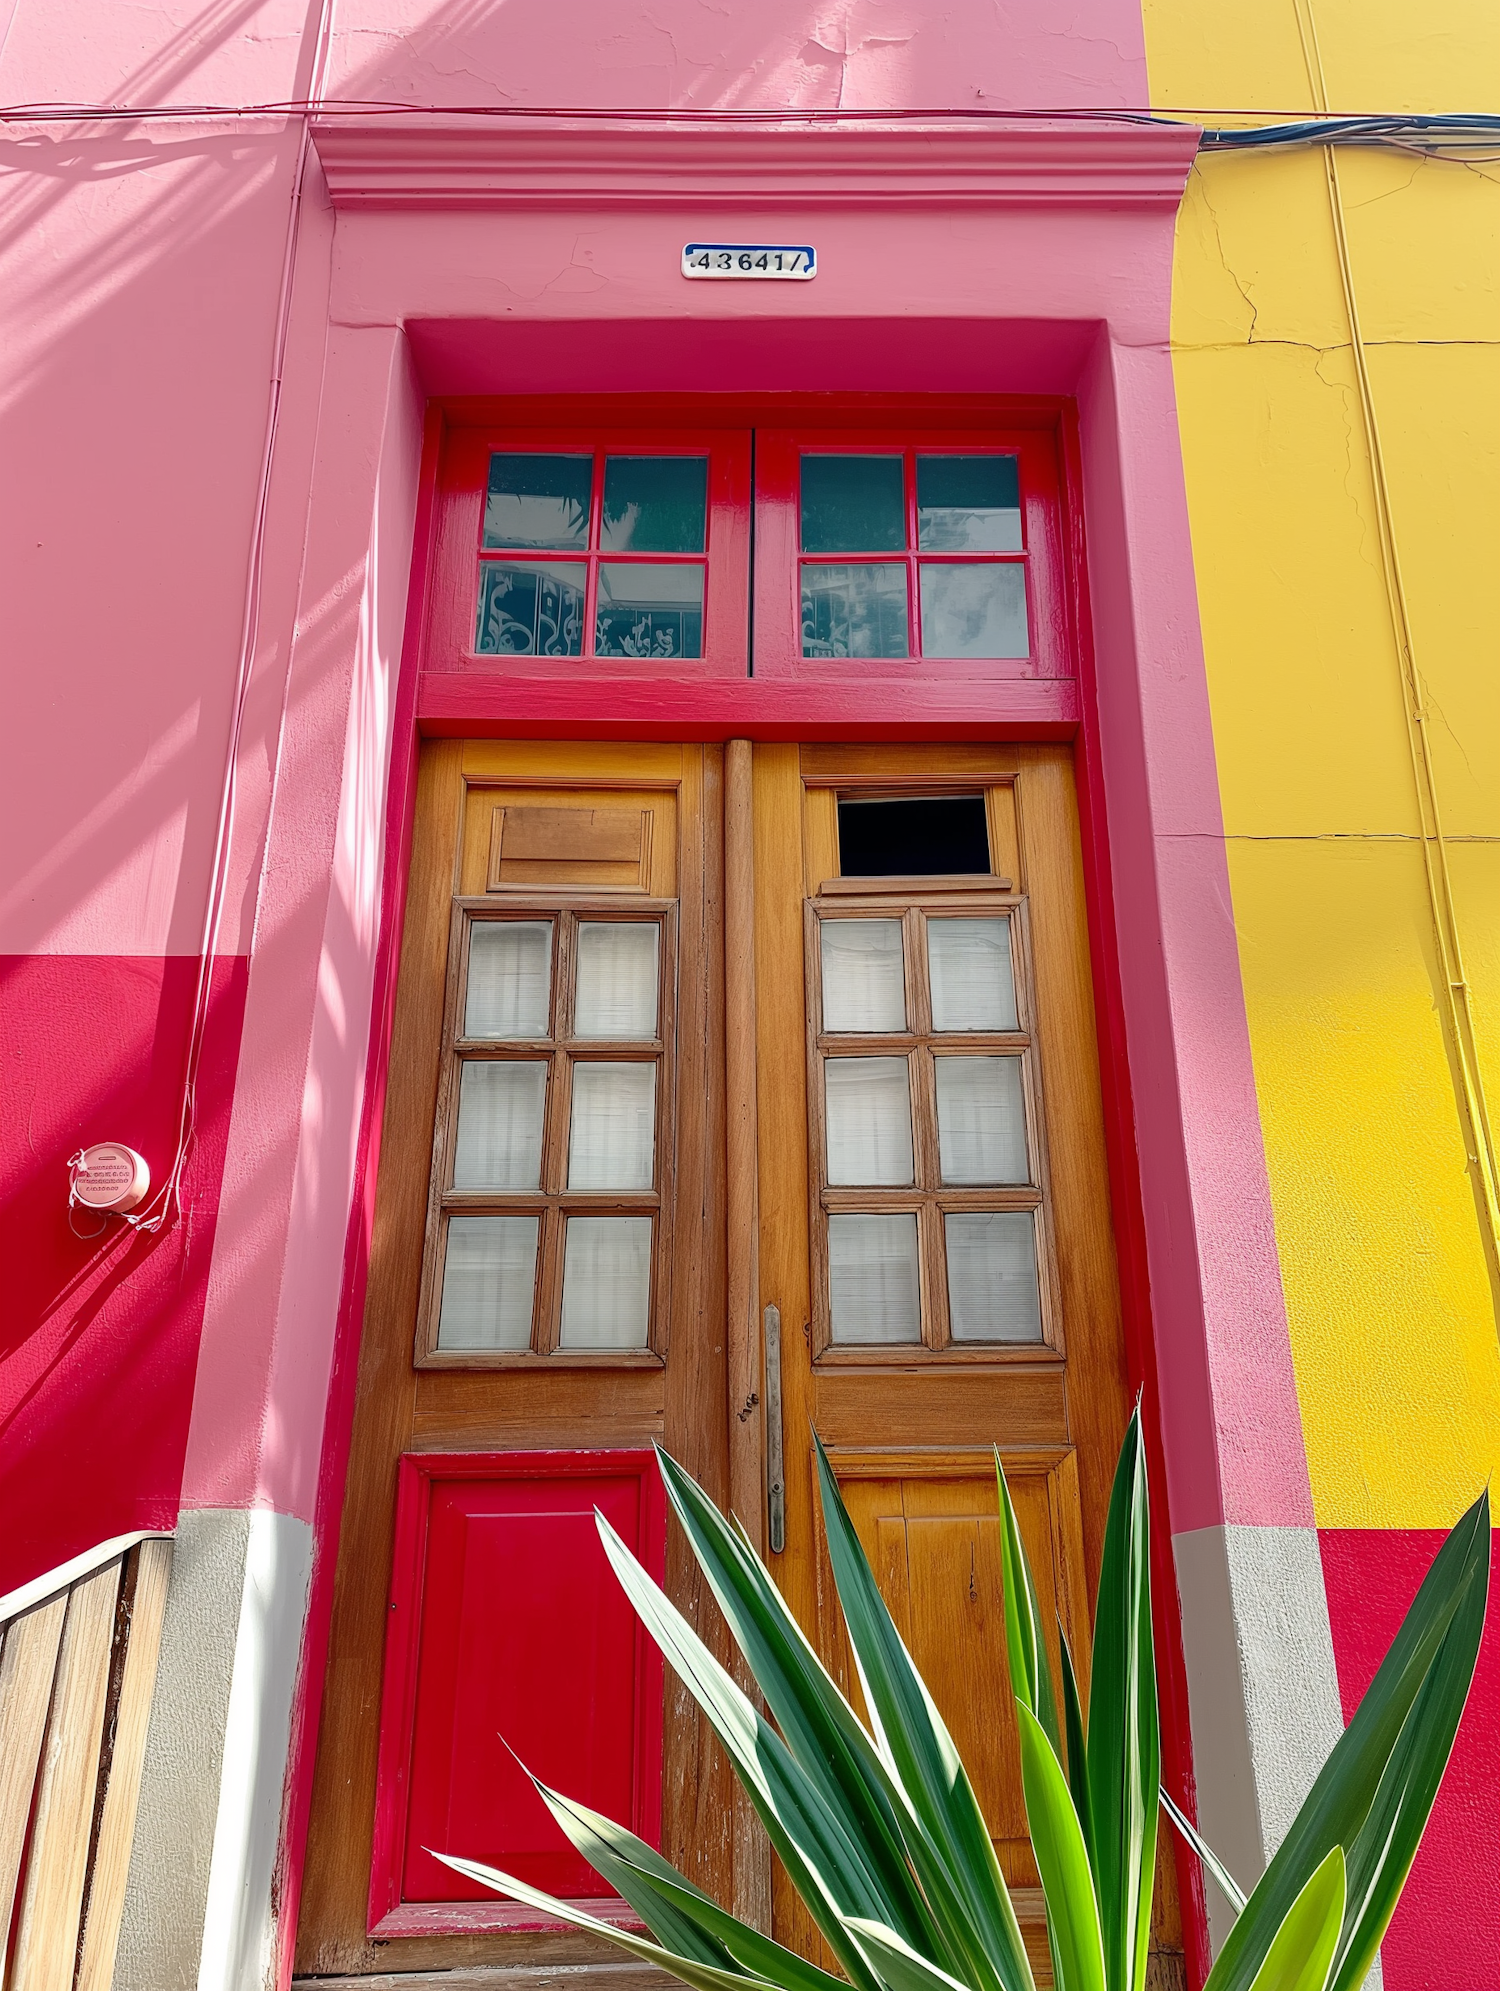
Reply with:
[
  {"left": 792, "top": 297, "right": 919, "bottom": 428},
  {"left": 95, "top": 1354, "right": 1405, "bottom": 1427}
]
[
  {"left": 437, "top": 1215, "right": 539, "bottom": 1350},
  {"left": 927, "top": 918, "right": 1018, "bottom": 1032},
  {"left": 559, "top": 1216, "right": 653, "bottom": 1347},
  {"left": 821, "top": 920, "right": 906, "bottom": 1033},
  {"left": 453, "top": 1061, "right": 547, "bottom": 1189},
  {"left": 475, "top": 560, "right": 586, "bottom": 656},
  {"left": 944, "top": 1213, "right": 1042, "bottom": 1342},
  {"left": 825, "top": 1057, "right": 913, "bottom": 1186},
  {"left": 828, "top": 1213, "right": 921, "bottom": 1344},
  {"left": 595, "top": 562, "right": 704, "bottom": 659},
  {"left": 568, "top": 1062, "right": 657, "bottom": 1189},
  {"left": 575, "top": 923, "right": 659, "bottom": 1039},
  {"left": 935, "top": 1056, "right": 1028, "bottom": 1185},
  {"left": 466, "top": 922, "right": 552, "bottom": 1039},
  {"left": 919, "top": 562, "right": 1029, "bottom": 660}
]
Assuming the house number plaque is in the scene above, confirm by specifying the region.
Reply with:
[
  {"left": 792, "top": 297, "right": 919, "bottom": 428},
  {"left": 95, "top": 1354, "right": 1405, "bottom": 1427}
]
[{"left": 682, "top": 242, "right": 816, "bottom": 280}]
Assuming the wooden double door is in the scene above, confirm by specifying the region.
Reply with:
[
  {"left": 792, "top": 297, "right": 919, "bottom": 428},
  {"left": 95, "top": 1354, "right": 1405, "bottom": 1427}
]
[{"left": 295, "top": 737, "right": 1140, "bottom": 1983}]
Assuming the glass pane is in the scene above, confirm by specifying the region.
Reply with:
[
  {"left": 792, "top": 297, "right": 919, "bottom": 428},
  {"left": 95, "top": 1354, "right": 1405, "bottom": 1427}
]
[
  {"left": 916, "top": 455, "right": 1022, "bottom": 551},
  {"left": 567, "top": 1061, "right": 657, "bottom": 1189},
  {"left": 825, "top": 1056, "right": 914, "bottom": 1186},
  {"left": 483, "top": 452, "right": 592, "bottom": 550},
  {"left": 828, "top": 1213, "right": 921, "bottom": 1344},
  {"left": 935, "top": 1055, "right": 1028, "bottom": 1184},
  {"left": 595, "top": 562, "right": 703, "bottom": 659},
  {"left": 927, "top": 918, "right": 1018, "bottom": 1033},
  {"left": 559, "top": 1215, "right": 653, "bottom": 1347},
  {"left": 465, "top": 921, "right": 552, "bottom": 1038},
  {"left": 602, "top": 456, "right": 708, "bottom": 552},
  {"left": 437, "top": 1215, "right": 539, "bottom": 1350},
  {"left": 821, "top": 919, "right": 906, "bottom": 1033},
  {"left": 944, "top": 1212, "right": 1042, "bottom": 1342},
  {"left": 918, "top": 563, "right": 1029, "bottom": 659},
  {"left": 452, "top": 1060, "right": 547, "bottom": 1190},
  {"left": 476, "top": 560, "right": 586, "bottom": 656},
  {"left": 800, "top": 455, "right": 905, "bottom": 552},
  {"left": 801, "top": 563, "right": 908, "bottom": 660},
  {"left": 575, "top": 923, "right": 660, "bottom": 1039}
]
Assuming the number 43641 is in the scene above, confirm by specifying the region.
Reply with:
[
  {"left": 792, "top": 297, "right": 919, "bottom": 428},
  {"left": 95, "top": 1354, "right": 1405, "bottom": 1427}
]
[{"left": 681, "top": 243, "right": 816, "bottom": 281}]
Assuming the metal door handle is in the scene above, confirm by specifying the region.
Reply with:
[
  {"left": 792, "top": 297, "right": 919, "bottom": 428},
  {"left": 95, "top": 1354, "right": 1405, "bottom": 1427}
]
[{"left": 763, "top": 1303, "right": 785, "bottom": 1554}]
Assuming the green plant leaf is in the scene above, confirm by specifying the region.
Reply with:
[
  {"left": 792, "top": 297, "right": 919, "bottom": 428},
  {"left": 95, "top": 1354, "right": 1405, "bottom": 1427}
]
[
  {"left": 1204, "top": 1489, "right": 1489, "bottom": 1991},
  {"left": 1159, "top": 1787, "right": 1247, "bottom": 1916},
  {"left": 843, "top": 1915, "right": 988, "bottom": 1991},
  {"left": 1016, "top": 1702, "right": 1106, "bottom": 1991},
  {"left": 1242, "top": 1847, "right": 1344, "bottom": 1991},
  {"left": 1084, "top": 1410, "right": 1158, "bottom": 1991},
  {"left": 1328, "top": 1522, "right": 1489, "bottom": 1991},
  {"left": 433, "top": 1852, "right": 783, "bottom": 1991},
  {"left": 814, "top": 1434, "right": 1038, "bottom": 1991},
  {"left": 1059, "top": 1627, "right": 1093, "bottom": 1863},
  {"left": 996, "top": 1450, "right": 1062, "bottom": 1760},
  {"left": 610, "top": 1842, "right": 855, "bottom": 1991},
  {"left": 594, "top": 1508, "right": 897, "bottom": 1991},
  {"left": 654, "top": 1448, "right": 947, "bottom": 1960}
]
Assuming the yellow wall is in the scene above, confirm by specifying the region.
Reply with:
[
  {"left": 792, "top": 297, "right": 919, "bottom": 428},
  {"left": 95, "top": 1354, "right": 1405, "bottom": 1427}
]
[{"left": 1143, "top": 0, "right": 1500, "bottom": 1526}]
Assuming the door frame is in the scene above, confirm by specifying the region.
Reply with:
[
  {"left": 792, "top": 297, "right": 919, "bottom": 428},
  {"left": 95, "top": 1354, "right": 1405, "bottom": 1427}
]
[{"left": 282, "top": 391, "right": 1211, "bottom": 1984}]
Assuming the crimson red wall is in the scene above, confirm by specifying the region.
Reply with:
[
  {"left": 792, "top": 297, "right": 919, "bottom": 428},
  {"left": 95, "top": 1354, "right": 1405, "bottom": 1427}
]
[
  {"left": 1321, "top": 1530, "right": 1500, "bottom": 1989},
  {"left": 0, "top": 955, "right": 246, "bottom": 1597}
]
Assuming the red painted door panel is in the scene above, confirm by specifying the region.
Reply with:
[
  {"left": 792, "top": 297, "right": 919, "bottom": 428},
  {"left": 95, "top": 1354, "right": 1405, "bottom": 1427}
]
[{"left": 372, "top": 1451, "right": 665, "bottom": 1934}]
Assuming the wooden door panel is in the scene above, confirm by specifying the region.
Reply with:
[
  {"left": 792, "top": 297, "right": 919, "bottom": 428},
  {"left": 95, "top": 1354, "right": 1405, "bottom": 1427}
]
[{"left": 820, "top": 1449, "right": 1090, "bottom": 1892}]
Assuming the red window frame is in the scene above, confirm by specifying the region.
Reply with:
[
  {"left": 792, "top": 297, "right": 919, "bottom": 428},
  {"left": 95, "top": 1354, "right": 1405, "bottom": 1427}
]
[
  {"left": 429, "top": 425, "right": 752, "bottom": 677},
  {"left": 368, "top": 1449, "right": 667, "bottom": 1938},
  {"left": 752, "top": 426, "right": 1069, "bottom": 681}
]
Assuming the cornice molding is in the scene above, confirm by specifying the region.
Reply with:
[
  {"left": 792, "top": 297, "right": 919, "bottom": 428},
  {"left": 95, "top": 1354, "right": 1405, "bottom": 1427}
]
[{"left": 312, "top": 114, "right": 1200, "bottom": 213}]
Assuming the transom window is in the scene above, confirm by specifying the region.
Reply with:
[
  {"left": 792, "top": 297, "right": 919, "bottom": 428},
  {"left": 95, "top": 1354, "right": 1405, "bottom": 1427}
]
[
  {"left": 432, "top": 412, "right": 1067, "bottom": 682},
  {"left": 805, "top": 892, "right": 1057, "bottom": 1358},
  {"left": 798, "top": 451, "right": 1026, "bottom": 661},
  {"left": 477, "top": 451, "right": 711, "bottom": 660},
  {"left": 419, "top": 904, "right": 676, "bottom": 1364}
]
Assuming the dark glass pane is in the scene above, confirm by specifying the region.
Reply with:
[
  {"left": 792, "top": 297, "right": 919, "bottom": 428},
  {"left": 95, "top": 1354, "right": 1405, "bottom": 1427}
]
[
  {"left": 602, "top": 456, "right": 708, "bottom": 552},
  {"left": 837, "top": 795, "right": 991, "bottom": 877},
  {"left": 483, "top": 453, "right": 592, "bottom": 550},
  {"left": 916, "top": 455, "right": 1022, "bottom": 551},
  {"left": 475, "top": 561, "right": 586, "bottom": 656},
  {"left": 800, "top": 455, "right": 905, "bottom": 552},
  {"left": 595, "top": 563, "right": 704, "bottom": 659},
  {"left": 800, "top": 562, "right": 907, "bottom": 659}
]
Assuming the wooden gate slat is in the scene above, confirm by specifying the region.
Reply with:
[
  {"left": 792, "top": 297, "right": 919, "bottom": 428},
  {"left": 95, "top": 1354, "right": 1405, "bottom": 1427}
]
[
  {"left": 9, "top": 1560, "right": 122, "bottom": 1991},
  {"left": 0, "top": 1592, "right": 70, "bottom": 1955},
  {"left": 75, "top": 1540, "right": 173, "bottom": 1991}
]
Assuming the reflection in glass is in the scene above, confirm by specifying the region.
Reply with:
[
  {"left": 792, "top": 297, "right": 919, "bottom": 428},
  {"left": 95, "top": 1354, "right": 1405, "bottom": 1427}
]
[
  {"left": 595, "top": 562, "right": 704, "bottom": 659},
  {"left": 916, "top": 455, "right": 1022, "bottom": 551},
  {"left": 559, "top": 1215, "right": 653, "bottom": 1347},
  {"left": 919, "top": 563, "right": 1028, "bottom": 659},
  {"left": 483, "top": 453, "right": 592, "bottom": 549},
  {"left": 801, "top": 563, "right": 907, "bottom": 659},
  {"left": 465, "top": 921, "right": 552, "bottom": 1038},
  {"left": 453, "top": 1061, "right": 547, "bottom": 1189},
  {"left": 821, "top": 919, "right": 906, "bottom": 1033},
  {"left": 935, "top": 1056, "right": 1028, "bottom": 1184},
  {"left": 437, "top": 1215, "right": 539, "bottom": 1350},
  {"left": 800, "top": 455, "right": 905, "bottom": 552},
  {"left": 476, "top": 560, "right": 586, "bottom": 656},
  {"left": 927, "top": 918, "right": 1018, "bottom": 1032},
  {"left": 944, "top": 1212, "right": 1042, "bottom": 1341},
  {"left": 575, "top": 923, "right": 660, "bottom": 1039},
  {"left": 567, "top": 1062, "right": 657, "bottom": 1189},
  {"left": 602, "top": 456, "right": 708, "bottom": 552},
  {"left": 825, "top": 1057, "right": 914, "bottom": 1186},
  {"left": 828, "top": 1213, "right": 921, "bottom": 1343}
]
